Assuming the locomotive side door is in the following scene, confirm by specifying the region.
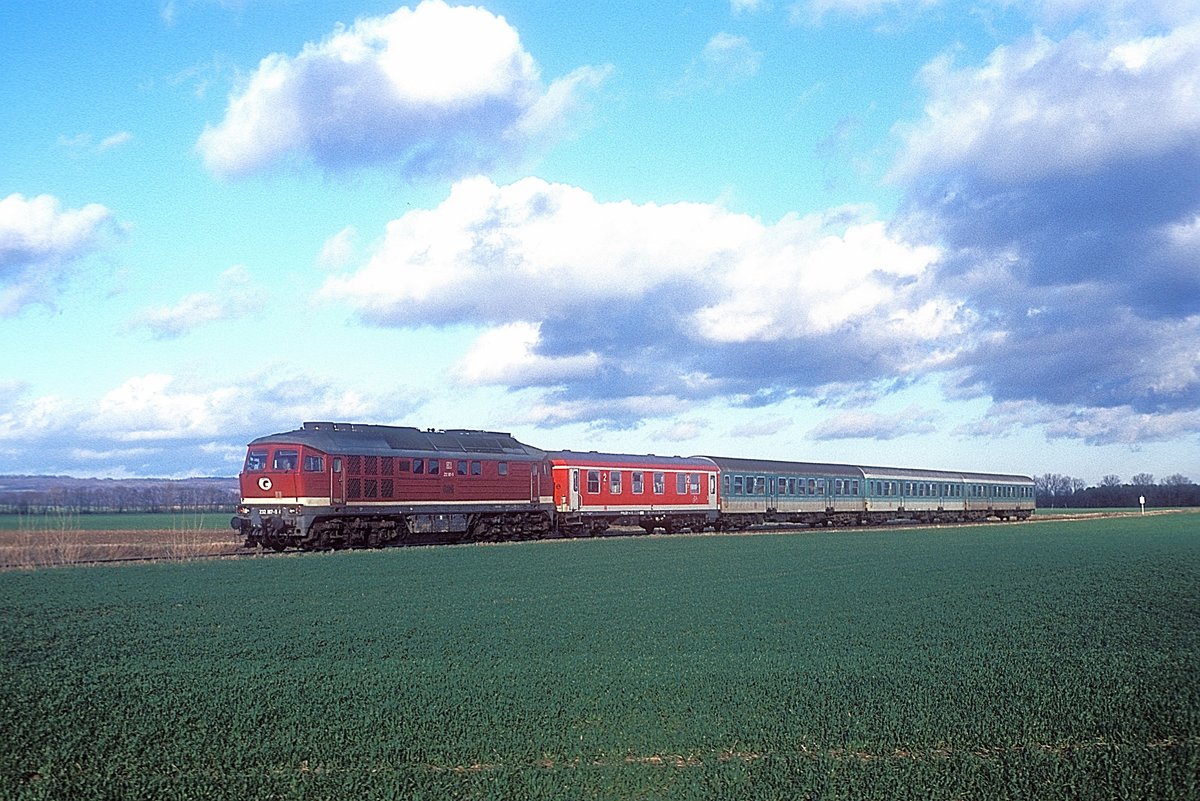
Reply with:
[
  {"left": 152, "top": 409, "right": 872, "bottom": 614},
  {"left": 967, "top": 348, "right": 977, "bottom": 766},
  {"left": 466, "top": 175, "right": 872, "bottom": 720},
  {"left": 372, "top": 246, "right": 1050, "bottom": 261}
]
[{"left": 330, "top": 457, "right": 344, "bottom": 505}]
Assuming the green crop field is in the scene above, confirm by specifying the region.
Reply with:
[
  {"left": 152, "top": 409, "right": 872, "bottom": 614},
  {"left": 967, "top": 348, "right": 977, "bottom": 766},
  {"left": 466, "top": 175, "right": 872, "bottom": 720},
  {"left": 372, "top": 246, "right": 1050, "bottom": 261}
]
[
  {"left": 0, "top": 511, "right": 231, "bottom": 532},
  {"left": 2, "top": 515, "right": 1197, "bottom": 800}
]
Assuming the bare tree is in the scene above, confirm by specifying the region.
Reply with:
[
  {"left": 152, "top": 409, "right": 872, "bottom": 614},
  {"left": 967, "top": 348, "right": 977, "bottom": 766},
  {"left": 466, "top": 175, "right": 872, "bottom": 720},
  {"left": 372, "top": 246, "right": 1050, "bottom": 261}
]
[
  {"left": 1100, "top": 474, "right": 1122, "bottom": 487},
  {"left": 1131, "top": 472, "right": 1155, "bottom": 486}
]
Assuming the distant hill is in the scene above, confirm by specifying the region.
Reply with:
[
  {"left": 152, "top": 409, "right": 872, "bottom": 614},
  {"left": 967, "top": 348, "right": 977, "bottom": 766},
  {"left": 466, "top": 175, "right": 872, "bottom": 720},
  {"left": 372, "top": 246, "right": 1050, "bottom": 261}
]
[{"left": 0, "top": 475, "right": 239, "bottom": 514}]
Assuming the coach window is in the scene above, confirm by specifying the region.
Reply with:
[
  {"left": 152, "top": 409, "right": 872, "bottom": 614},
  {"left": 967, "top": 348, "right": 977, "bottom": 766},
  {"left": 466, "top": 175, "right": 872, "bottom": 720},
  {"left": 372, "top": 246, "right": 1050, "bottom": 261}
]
[
  {"left": 304, "top": 454, "right": 324, "bottom": 472},
  {"left": 587, "top": 470, "right": 601, "bottom": 494},
  {"left": 690, "top": 473, "right": 700, "bottom": 494},
  {"left": 611, "top": 471, "right": 622, "bottom": 494},
  {"left": 272, "top": 449, "right": 298, "bottom": 471},
  {"left": 733, "top": 476, "right": 744, "bottom": 494},
  {"left": 677, "top": 473, "right": 687, "bottom": 494},
  {"left": 653, "top": 472, "right": 665, "bottom": 494},
  {"left": 724, "top": 475, "right": 731, "bottom": 495},
  {"left": 632, "top": 471, "right": 644, "bottom": 494}
]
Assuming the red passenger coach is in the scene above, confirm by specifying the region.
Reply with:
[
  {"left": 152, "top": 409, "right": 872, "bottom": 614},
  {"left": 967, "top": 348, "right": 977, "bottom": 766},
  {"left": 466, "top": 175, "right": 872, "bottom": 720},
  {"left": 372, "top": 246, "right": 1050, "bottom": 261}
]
[{"left": 548, "top": 451, "right": 719, "bottom": 535}]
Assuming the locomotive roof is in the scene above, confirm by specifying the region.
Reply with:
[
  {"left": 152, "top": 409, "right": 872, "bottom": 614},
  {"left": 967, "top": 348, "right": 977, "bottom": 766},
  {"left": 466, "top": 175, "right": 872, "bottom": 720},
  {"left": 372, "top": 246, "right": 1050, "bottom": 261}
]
[{"left": 248, "top": 422, "right": 545, "bottom": 460}]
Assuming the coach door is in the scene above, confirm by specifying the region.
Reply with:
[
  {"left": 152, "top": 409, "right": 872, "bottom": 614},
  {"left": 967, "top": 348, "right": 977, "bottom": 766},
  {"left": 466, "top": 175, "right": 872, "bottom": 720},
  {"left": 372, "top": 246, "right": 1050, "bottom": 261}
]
[
  {"left": 567, "top": 468, "right": 581, "bottom": 511},
  {"left": 331, "top": 457, "right": 344, "bottom": 505}
]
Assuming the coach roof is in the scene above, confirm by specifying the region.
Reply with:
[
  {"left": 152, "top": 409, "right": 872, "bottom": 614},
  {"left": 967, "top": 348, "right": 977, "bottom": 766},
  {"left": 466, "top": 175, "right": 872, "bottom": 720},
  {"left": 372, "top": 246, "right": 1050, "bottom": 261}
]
[
  {"left": 248, "top": 422, "right": 545, "bottom": 460},
  {"left": 701, "top": 455, "right": 866, "bottom": 478}
]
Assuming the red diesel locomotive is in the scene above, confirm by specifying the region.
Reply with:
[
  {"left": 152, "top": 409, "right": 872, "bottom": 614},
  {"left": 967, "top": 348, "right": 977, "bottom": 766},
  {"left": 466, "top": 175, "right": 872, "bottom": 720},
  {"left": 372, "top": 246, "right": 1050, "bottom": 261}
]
[{"left": 234, "top": 422, "right": 552, "bottom": 549}]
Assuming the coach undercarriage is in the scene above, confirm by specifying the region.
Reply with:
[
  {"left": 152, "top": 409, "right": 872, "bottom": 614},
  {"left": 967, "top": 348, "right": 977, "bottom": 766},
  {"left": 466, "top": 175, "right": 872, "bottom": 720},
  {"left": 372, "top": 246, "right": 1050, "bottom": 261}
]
[{"left": 240, "top": 505, "right": 1031, "bottom": 551}]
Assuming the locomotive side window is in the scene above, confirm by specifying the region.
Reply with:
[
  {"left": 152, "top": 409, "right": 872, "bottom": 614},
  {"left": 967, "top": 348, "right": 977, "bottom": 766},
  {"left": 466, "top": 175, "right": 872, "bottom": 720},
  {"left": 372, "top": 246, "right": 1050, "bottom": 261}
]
[
  {"left": 272, "top": 449, "right": 298, "bottom": 470},
  {"left": 457, "top": 460, "right": 468, "bottom": 476},
  {"left": 498, "top": 462, "right": 508, "bottom": 476},
  {"left": 587, "top": 470, "right": 600, "bottom": 494},
  {"left": 413, "top": 458, "right": 425, "bottom": 474},
  {"left": 246, "top": 449, "right": 268, "bottom": 471},
  {"left": 303, "top": 455, "right": 324, "bottom": 472},
  {"left": 471, "top": 461, "right": 482, "bottom": 476}
]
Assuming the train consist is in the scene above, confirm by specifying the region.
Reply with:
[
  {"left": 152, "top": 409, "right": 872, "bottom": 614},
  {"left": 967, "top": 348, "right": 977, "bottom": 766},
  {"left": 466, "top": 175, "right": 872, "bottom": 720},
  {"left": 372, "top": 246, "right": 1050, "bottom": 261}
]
[{"left": 232, "top": 422, "right": 1035, "bottom": 550}]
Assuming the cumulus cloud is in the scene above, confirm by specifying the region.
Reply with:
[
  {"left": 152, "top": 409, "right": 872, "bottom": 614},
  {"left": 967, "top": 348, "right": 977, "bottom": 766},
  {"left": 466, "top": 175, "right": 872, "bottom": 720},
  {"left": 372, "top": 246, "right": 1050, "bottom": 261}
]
[
  {"left": 892, "top": 22, "right": 1200, "bottom": 432},
  {"left": 808, "top": 404, "right": 938, "bottom": 440},
  {"left": 196, "top": 0, "right": 609, "bottom": 179},
  {"left": 320, "top": 175, "right": 961, "bottom": 426},
  {"left": 891, "top": 23, "right": 1200, "bottom": 184},
  {"left": 126, "top": 265, "right": 263, "bottom": 339},
  {"left": 0, "top": 371, "right": 421, "bottom": 476},
  {"left": 958, "top": 398, "right": 1200, "bottom": 447},
  {"left": 451, "top": 321, "right": 601, "bottom": 386},
  {"left": 691, "top": 32, "right": 762, "bottom": 89},
  {"left": 731, "top": 0, "right": 766, "bottom": 14},
  {"left": 0, "top": 193, "right": 119, "bottom": 315},
  {"left": 317, "top": 226, "right": 358, "bottom": 269}
]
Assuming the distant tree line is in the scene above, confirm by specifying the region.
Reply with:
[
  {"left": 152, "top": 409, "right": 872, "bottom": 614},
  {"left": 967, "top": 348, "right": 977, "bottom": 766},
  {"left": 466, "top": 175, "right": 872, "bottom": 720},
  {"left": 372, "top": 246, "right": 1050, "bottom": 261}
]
[
  {"left": 1035, "top": 472, "right": 1198, "bottom": 508},
  {"left": 0, "top": 477, "right": 238, "bottom": 515}
]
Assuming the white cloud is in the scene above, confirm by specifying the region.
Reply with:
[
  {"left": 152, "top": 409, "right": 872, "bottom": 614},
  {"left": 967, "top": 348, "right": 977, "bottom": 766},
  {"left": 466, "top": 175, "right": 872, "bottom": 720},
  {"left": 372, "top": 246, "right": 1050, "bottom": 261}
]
[
  {"left": 0, "top": 193, "right": 117, "bottom": 315},
  {"left": 731, "top": 0, "right": 766, "bottom": 14},
  {"left": 959, "top": 398, "right": 1200, "bottom": 446},
  {"left": 196, "top": 0, "right": 609, "bottom": 179},
  {"left": 321, "top": 177, "right": 946, "bottom": 348},
  {"left": 701, "top": 32, "right": 762, "bottom": 83},
  {"left": 452, "top": 321, "right": 601, "bottom": 386},
  {"left": 695, "top": 213, "right": 943, "bottom": 343},
  {"left": 127, "top": 265, "right": 262, "bottom": 339},
  {"left": 319, "top": 176, "right": 962, "bottom": 414},
  {"left": 891, "top": 22, "right": 1200, "bottom": 183},
  {"left": 0, "top": 369, "right": 424, "bottom": 475},
  {"left": 809, "top": 404, "right": 939, "bottom": 440},
  {"left": 317, "top": 226, "right": 357, "bottom": 269},
  {"left": 674, "top": 32, "right": 762, "bottom": 94},
  {"left": 320, "top": 175, "right": 763, "bottom": 324},
  {"left": 728, "top": 417, "right": 793, "bottom": 437}
]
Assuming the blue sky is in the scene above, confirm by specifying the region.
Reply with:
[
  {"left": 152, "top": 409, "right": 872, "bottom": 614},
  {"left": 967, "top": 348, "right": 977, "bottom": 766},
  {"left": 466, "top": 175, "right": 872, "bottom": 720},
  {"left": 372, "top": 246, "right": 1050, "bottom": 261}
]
[{"left": 2, "top": 0, "right": 1198, "bottom": 483}]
